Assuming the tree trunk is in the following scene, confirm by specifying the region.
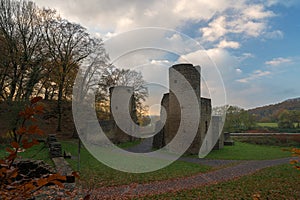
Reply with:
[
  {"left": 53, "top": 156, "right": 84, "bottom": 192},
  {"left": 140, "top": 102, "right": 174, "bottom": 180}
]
[
  {"left": 44, "top": 87, "right": 49, "bottom": 100},
  {"left": 8, "top": 65, "right": 18, "bottom": 101},
  {"left": 56, "top": 79, "right": 64, "bottom": 132}
]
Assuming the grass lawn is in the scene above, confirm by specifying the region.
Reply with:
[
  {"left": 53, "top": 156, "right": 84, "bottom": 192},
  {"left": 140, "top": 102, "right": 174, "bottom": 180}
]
[
  {"left": 0, "top": 142, "right": 53, "bottom": 166},
  {"left": 61, "top": 140, "right": 211, "bottom": 188},
  {"left": 257, "top": 122, "right": 278, "bottom": 128},
  {"left": 204, "top": 141, "right": 291, "bottom": 160},
  {"left": 144, "top": 164, "right": 300, "bottom": 199},
  {"left": 117, "top": 139, "right": 141, "bottom": 148},
  {"left": 258, "top": 122, "right": 299, "bottom": 129},
  {"left": 0, "top": 140, "right": 295, "bottom": 190}
]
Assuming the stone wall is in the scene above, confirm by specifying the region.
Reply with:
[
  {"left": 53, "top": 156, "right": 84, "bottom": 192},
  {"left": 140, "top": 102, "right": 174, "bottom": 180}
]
[
  {"left": 188, "top": 97, "right": 212, "bottom": 154},
  {"left": 166, "top": 64, "right": 201, "bottom": 152},
  {"left": 157, "top": 64, "right": 213, "bottom": 154},
  {"left": 211, "top": 116, "right": 224, "bottom": 150},
  {"left": 153, "top": 93, "right": 169, "bottom": 149},
  {"left": 109, "top": 86, "right": 138, "bottom": 144}
]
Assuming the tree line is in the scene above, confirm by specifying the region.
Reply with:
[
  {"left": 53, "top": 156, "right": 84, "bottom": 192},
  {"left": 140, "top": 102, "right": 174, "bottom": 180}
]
[
  {"left": 214, "top": 105, "right": 300, "bottom": 132},
  {"left": 0, "top": 0, "right": 148, "bottom": 132}
]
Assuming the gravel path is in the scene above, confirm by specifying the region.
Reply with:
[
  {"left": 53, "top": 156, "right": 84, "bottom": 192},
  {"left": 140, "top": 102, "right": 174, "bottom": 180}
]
[
  {"left": 127, "top": 138, "right": 153, "bottom": 153},
  {"left": 179, "top": 157, "right": 240, "bottom": 167},
  {"left": 86, "top": 157, "right": 292, "bottom": 199}
]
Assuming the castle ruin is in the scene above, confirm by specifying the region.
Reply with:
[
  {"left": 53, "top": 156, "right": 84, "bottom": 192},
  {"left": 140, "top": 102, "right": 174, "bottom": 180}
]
[
  {"left": 105, "top": 63, "right": 223, "bottom": 154},
  {"left": 153, "top": 64, "right": 212, "bottom": 154}
]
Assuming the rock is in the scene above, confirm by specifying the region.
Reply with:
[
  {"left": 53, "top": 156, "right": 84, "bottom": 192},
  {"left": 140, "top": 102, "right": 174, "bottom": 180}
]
[
  {"left": 47, "top": 134, "right": 57, "bottom": 145},
  {"left": 49, "top": 142, "right": 62, "bottom": 158},
  {"left": 224, "top": 132, "right": 235, "bottom": 146},
  {"left": 13, "top": 159, "right": 56, "bottom": 181},
  {"left": 63, "top": 151, "right": 72, "bottom": 159}
]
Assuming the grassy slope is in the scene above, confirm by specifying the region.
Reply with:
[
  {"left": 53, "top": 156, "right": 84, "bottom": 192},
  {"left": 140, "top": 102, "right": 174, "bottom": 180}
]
[{"left": 144, "top": 164, "right": 300, "bottom": 200}]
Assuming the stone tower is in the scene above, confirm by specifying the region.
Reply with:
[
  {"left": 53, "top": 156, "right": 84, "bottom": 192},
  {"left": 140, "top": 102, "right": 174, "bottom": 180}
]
[
  {"left": 166, "top": 63, "right": 201, "bottom": 145},
  {"left": 153, "top": 63, "right": 212, "bottom": 154}
]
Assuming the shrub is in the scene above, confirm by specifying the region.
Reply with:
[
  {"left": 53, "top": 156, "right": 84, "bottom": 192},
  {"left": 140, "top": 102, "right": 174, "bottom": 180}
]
[{"left": 0, "top": 97, "right": 68, "bottom": 200}]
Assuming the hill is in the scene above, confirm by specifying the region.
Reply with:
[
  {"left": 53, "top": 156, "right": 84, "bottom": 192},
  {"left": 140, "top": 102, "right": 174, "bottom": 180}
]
[{"left": 248, "top": 97, "right": 300, "bottom": 121}]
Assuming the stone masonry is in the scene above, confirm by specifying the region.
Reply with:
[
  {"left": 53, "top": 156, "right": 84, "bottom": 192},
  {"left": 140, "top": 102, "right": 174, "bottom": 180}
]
[
  {"left": 153, "top": 93, "right": 169, "bottom": 149},
  {"left": 109, "top": 86, "right": 138, "bottom": 144},
  {"left": 211, "top": 116, "right": 224, "bottom": 150},
  {"left": 153, "top": 64, "right": 212, "bottom": 154}
]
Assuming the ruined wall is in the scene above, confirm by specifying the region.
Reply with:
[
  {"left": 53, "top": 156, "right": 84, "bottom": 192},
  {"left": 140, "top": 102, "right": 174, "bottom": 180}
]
[
  {"left": 152, "top": 64, "right": 213, "bottom": 154},
  {"left": 212, "top": 116, "right": 224, "bottom": 150},
  {"left": 153, "top": 93, "right": 169, "bottom": 149},
  {"left": 187, "top": 97, "right": 212, "bottom": 154},
  {"left": 108, "top": 86, "right": 138, "bottom": 144},
  {"left": 164, "top": 64, "right": 205, "bottom": 154}
]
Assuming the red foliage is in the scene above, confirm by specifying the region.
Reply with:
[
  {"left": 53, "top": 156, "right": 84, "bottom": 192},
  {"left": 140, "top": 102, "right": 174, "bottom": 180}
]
[
  {"left": 289, "top": 147, "right": 300, "bottom": 173},
  {"left": 0, "top": 97, "right": 69, "bottom": 200}
]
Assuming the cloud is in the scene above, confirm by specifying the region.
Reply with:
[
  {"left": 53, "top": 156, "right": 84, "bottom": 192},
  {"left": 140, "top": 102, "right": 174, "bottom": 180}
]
[
  {"left": 30, "top": 0, "right": 295, "bottom": 109},
  {"left": 150, "top": 59, "right": 170, "bottom": 65},
  {"left": 236, "top": 68, "right": 242, "bottom": 73},
  {"left": 265, "top": 30, "right": 284, "bottom": 39},
  {"left": 201, "top": 16, "right": 227, "bottom": 42},
  {"left": 33, "top": 0, "right": 278, "bottom": 41},
  {"left": 243, "top": 4, "right": 275, "bottom": 19},
  {"left": 217, "top": 40, "right": 240, "bottom": 49},
  {"left": 237, "top": 70, "right": 271, "bottom": 83},
  {"left": 265, "top": 57, "right": 293, "bottom": 66},
  {"left": 265, "top": 0, "right": 300, "bottom": 7},
  {"left": 32, "top": 0, "right": 234, "bottom": 33},
  {"left": 177, "top": 47, "right": 241, "bottom": 106},
  {"left": 199, "top": 3, "right": 275, "bottom": 44}
]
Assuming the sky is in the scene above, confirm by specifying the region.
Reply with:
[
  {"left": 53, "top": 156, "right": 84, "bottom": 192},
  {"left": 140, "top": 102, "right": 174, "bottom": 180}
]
[{"left": 32, "top": 0, "right": 300, "bottom": 111}]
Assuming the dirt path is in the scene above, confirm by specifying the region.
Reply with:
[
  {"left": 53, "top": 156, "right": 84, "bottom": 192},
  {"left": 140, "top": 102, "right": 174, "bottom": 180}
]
[{"left": 86, "top": 157, "right": 292, "bottom": 199}]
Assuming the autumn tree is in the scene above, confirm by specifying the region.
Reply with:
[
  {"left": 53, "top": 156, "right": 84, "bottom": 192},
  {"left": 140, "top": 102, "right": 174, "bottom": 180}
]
[
  {"left": 0, "top": 0, "right": 49, "bottom": 101},
  {"left": 0, "top": 33, "right": 9, "bottom": 100},
  {"left": 42, "top": 15, "right": 94, "bottom": 131},
  {"left": 290, "top": 110, "right": 300, "bottom": 128},
  {"left": 97, "top": 65, "right": 148, "bottom": 121},
  {"left": 277, "top": 109, "right": 296, "bottom": 129},
  {"left": 74, "top": 38, "right": 108, "bottom": 101},
  {"left": 0, "top": 97, "right": 69, "bottom": 199},
  {"left": 223, "top": 106, "right": 256, "bottom": 132}
]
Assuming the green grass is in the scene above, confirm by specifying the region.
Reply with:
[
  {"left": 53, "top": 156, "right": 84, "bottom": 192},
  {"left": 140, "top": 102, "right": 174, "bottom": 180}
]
[
  {"left": 144, "top": 164, "right": 300, "bottom": 199},
  {"left": 258, "top": 122, "right": 299, "bottom": 129},
  {"left": 205, "top": 142, "right": 291, "bottom": 160},
  {"left": 117, "top": 139, "right": 141, "bottom": 148},
  {"left": 0, "top": 142, "right": 53, "bottom": 166},
  {"left": 233, "top": 135, "right": 300, "bottom": 147},
  {"left": 60, "top": 140, "right": 211, "bottom": 188},
  {"left": 258, "top": 122, "right": 278, "bottom": 128},
  {"left": 0, "top": 139, "right": 295, "bottom": 191}
]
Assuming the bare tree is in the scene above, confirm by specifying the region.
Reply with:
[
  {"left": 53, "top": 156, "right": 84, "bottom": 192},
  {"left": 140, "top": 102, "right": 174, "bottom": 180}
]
[
  {"left": 43, "top": 16, "right": 94, "bottom": 131},
  {"left": 97, "top": 66, "right": 148, "bottom": 120},
  {"left": 0, "top": 0, "right": 48, "bottom": 101},
  {"left": 0, "top": 34, "right": 10, "bottom": 100}
]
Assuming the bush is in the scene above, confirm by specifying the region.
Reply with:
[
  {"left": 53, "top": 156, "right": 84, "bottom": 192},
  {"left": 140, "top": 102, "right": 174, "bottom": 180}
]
[{"left": 0, "top": 97, "right": 69, "bottom": 200}]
